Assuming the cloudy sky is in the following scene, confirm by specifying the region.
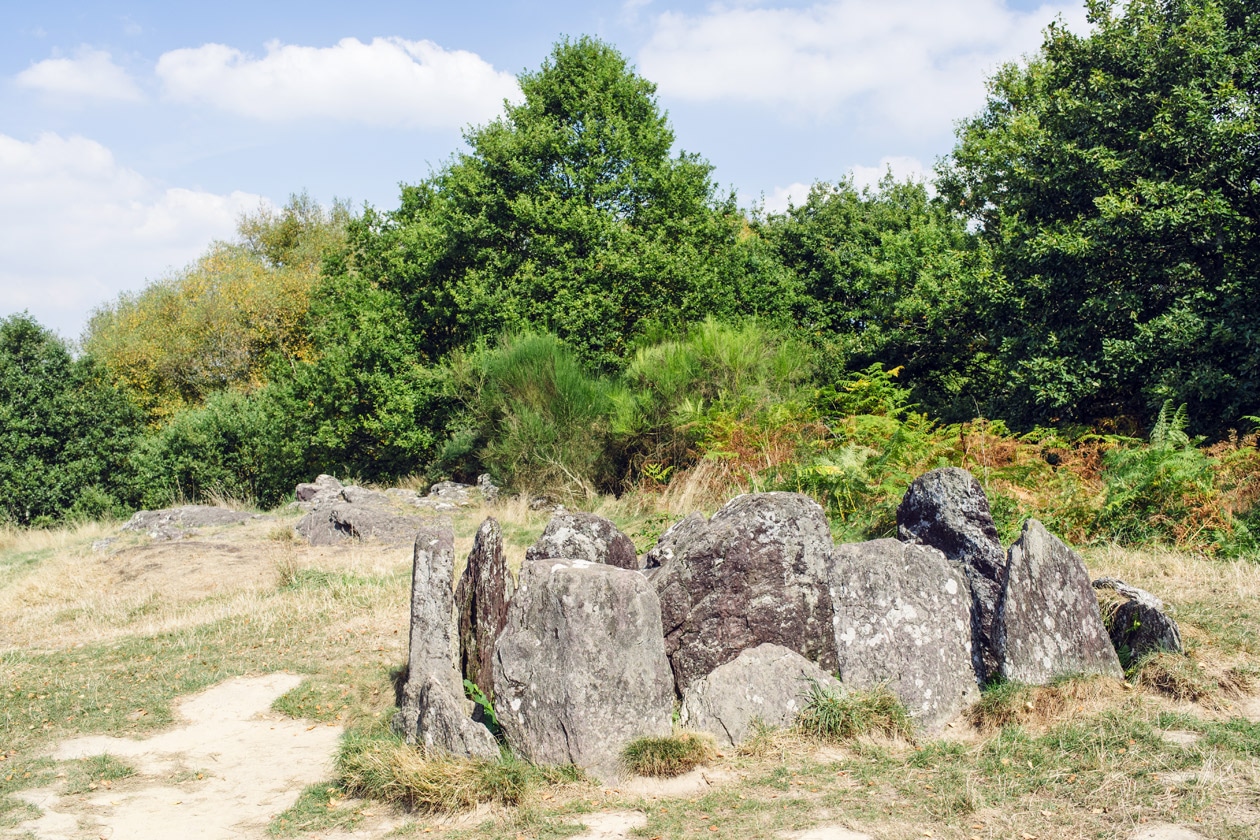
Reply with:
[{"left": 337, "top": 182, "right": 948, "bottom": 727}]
[{"left": 1, "top": 0, "right": 1088, "bottom": 340}]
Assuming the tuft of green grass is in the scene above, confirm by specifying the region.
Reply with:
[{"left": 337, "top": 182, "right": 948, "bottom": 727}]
[
  {"left": 794, "top": 682, "right": 913, "bottom": 742},
  {"left": 62, "top": 754, "right": 135, "bottom": 795},
  {"left": 267, "top": 782, "right": 363, "bottom": 837},
  {"left": 1131, "top": 651, "right": 1247, "bottom": 707},
  {"left": 968, "top": 680, "right": 1035, "bottom": 731},
  {"left": 621, "top": 732, "right": 715, "bottom": 778}
]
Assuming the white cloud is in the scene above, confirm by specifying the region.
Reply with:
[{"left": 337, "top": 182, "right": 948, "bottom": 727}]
[
  {"left": 156, "top": 37, "right": 521, "bottom": 129},
  {"left": 0, "top": 132, "right": 262, "bottom": 339},
  {"left": 757, "top": 181, "right": 813, "bottom": 213},
  {"left": 15, "top": 47, "right": 144, "bottom": 103},
  {"left": 850, "top": 155, "right": 929, "bottom": 191},
  {"left": 639, "top": 0, "right": 1088, "bottom": 131}
]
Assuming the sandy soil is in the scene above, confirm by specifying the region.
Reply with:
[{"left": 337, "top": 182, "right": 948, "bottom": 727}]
[{"left": 10, "top": 674, "right": 345, "bottom": 840}]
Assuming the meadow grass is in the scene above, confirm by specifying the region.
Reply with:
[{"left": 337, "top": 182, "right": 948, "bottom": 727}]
[{"left": 2, "top": 499, "right": 1258, "bottom": 838}]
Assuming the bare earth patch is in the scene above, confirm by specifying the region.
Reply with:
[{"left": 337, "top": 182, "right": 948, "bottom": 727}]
[{"left": 11, "top": 674, "right": 342, "bottom": 840}]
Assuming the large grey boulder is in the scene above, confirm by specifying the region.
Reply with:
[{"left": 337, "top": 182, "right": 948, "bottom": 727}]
[
  {"left": 1093, "top": 577, "right": 1183, "bottom": 662},
  {"left": 294, "top": 474, "right": 344, "bottom": 508},
  {"left": 829, "top": 539, "right": 979, "bottom": 731},
  {"left": 455, "top": 518, "right": 515, "bottom": 699},
  {"left": 493, "top": 559, "right": 674, "bottom": 782},
  {"left": 997, "top": 520, "right": 1123, "bottom": 683},
  {"left": 296, "top": 500, "right": 430, "bottom": 546},
  {"left": 525, "top": 511, "right": 639, "bottom": 570},
  {"left": 122, "top": 505, "right": 253, "bottom": 541},
  {"left": 680, "top": 643, "right": 841, "bottom": 746},
  {"left": 897, "top": 467, "right": 1006, "bottom": 683},
  {"left": 393, "top": 523, "right": 499, "bottom": 758},
  {"left": 648, "top": 493, "right": 838, "bottom": 692}
]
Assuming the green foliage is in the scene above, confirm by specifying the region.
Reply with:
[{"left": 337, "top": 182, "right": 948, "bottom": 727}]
[
  {"left": 794, "top": 680, "right": 914, "bottom": 742},
  {"left": 446, "top": 332, "right": 613, "bottom": 498},
  {"left": 621, "top": 732, "right": 715, "bottom": 777},
  {"left": 463, "top": 679, "right": 500, "bottom": 737},
  {"left": 940, "top": 0, "right": 1260, "bottom": 432},
  {"left": 62, "top": 754, "right": 136, "bottom": 795},
  {"left": 0, "top": 314, "right": 142, "bottom": 525},
  {"left": 342, "top": 37, "right": 795, "bottom": 373},
  {"left": 1097, "top": 402, "right": 1235, "bottom": 547},
  {"left": 85, "top": 193, "right": 351, "bottom": 420}
]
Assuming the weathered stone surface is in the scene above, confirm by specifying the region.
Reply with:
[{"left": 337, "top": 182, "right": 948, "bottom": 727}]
[
  {"left": 477, "top": 473, "right": 501, "bottom": 502},
  {"left": 648, "top": 493, "right": 838, "bottom": 692},
  {"left": 897, "top": 467, "right": 1006, "bottom": 683},
  {"left": 295, "top": 474, "right": 343, "bottom": 504},
  {"left": 393, "top": 522, "right": 498, "bottom": 758},
  {"left": 525, "top": 511, "right": 639, "bottom": 570},
  {"left": 296, "top": 500, "right": 430, "bottom": 546},
  {"left": 493, "top": 559, "right": 674, "bottom": 782},
  {"left": 997, "top": 519, "right": 1123, "bottom": 683},
  {"left": 680, "top": 643, "right": 841, "bottom": 746},
  {"left": 828, "top": 539, "right": 979, "bottom": 731},
  {"left": 1093, "top": 577, "right": 1183, "bottom": 661},
  {"left": 122, "top": 505, "right": 253, "bottom": 541},
  {"left": 455, "top": 518, "right": 515, "bottom": 699}
]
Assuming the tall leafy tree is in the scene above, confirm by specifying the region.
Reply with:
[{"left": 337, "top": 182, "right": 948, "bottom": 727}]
[
  {"left": 0, "top": 314, "right": 141, "bottom": 524},
  {"left": 345, "top": 36, "right": 795, "bottom": 372},
  {"left": 939, "top": 0, "right": 1260, "bottom": 431}
]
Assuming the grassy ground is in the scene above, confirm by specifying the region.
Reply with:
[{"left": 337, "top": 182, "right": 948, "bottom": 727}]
[{"left": 2, "top": 491, "right": 1259, "bottom": 839}]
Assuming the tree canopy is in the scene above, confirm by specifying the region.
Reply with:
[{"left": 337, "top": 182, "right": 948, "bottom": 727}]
[{"left": 939, "top": 0, "right": 1260, "bottom": 432}]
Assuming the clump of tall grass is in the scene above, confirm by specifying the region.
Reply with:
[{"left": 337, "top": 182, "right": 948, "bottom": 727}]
[
  {"left": 621, "top": 732, "right": 715, "bottom": 777},
  {"left": 794, "top": 681, "right": 913, "bottom": 742}
]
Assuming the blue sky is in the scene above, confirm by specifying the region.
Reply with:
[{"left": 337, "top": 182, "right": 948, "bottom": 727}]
[{"left": 1, "top": 0, "right": 1088, "bottom": 340}]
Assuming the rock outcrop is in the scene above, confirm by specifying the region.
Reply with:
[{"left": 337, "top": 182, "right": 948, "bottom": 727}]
[
  {"left": 393, "top": 523, "right": 499, "bottom": 758},
  {"left": 680, "top": 643, "right": 841, "bottom": 746},
  {"left": 829, "top": 539, "right": 979, "bottom": 731},
  {"left": 997, "top": 519, "right": 1123, "bottom": 683},
  {"left": 649, "top": 493, "right": 838, "bottom": 692},
  {"left": 294, "top": 474, "right": 344, "bottom": 508},
  {"left": 1093, "top": 577, "right": 1183, "bottom": 661},
  {"left": 455, "top": 518, "right": 515, "bottom": 699},
  {"left": 493, "top": 559, "right": 674, "bottom": 782},
  {"left": 525, "top": 511, "right": 639, "bottom": 570},
  {"left": 296, "top": 500, "right": 430, "bottom": 546},
  {"left": 897, "top": 467, "right": 1006, "bottom": 683},
  {"left": 122, "top": 505, "right": 253, "bottom": 541}
]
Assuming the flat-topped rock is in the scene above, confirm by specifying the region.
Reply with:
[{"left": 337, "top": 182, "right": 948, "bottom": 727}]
[
  {"left": 829, "top": 538, "right": 979, "bottom": 731},
  {"left": 122, "top": 506, "right": 253, "bottom": 541}
]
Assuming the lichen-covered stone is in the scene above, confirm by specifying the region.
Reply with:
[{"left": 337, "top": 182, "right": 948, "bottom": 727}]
[
  {"left": 649, "top": 493, "right": 838, "bottom": 692},
  {"left": 679, "top": 643, "right": 841, "bottom": 746},
  {"left": 294, "top": 474, "right": 344, "bottom": 506},
  {"left": 394, "top": 522, "right": 498, "bottom": 758},
  {"left": 525, "top": 511, "right": 639, "bottom": 569},
  {"left": 1093, "top": 577, "right": 1183, "bottom": 661},
  {"left": 997, "top": 520, "right": 1123, "bottom": 683},
  {"left": 828, "top": 539, "right": 979, "bottom": 731},
  {"left": 121, "top": 505, "right": 253, "bottom": 541},
  {"left": 493, "top": 559, "right": 674, "bottom": 782},
  {"left": 897, "top": 467, "right": 1006, "bottom": 683},
  {"left": 455, "top": 518, "right": 515, "bottom": 699}
]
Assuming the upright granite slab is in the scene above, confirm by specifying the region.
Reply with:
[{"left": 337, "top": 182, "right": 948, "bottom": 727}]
[
  {"left": 393, "top": 522, "right": 498, "bottom": 758},
  {"left": 997, "top": 520, "right": 1123, "bottom": 683},
  {"left": 455, "top": 518, "right": 515, "bottom": 699},
  {"left": 648, "top": 493, "right": 838, "bottom": 692},
  {"left": 525, "top": 511, "right": 640, "bottom": 570},
  {"left": 897, "top": 467, "right": 1006, "bottom": 683},
  {"left": 493, "top": 559, "right": 674, "bottom": 782},
  {"left": 680, "top": 643, "right": 841, "bottom": 746},
  {"left": 829, "top": 538, "right": 979, "bottom": 731}
]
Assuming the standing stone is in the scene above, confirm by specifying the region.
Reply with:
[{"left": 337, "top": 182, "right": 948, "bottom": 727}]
[
  {"left": 525, "top": 511, "right": 640, "bottom": 570},
  {"left": 493, "top": 560, "right": 674, "bottom": 782},
  {"left": 680, "top": 643, "right": 842, "bottom": 746},
  {"left": 997, "top": 520, "right": 1123, "bottom": 683},
  {"left": 1093, "top": 577, "right": 1183, "bottom": 662},
  {"left": 829, "top": 539, "right": 980, "bottom": 731},
  {"left": 455, "top": 518, "right": 515, "bottom": 700},
  {"left": 649, "top": 493, "right": 838, "bottom": 692},
  {"left": 897, "top": 467, "right": 1007, "bottom": 683},
  {"left": 394, "top": 522, "right": 498, "bottom": 758}
]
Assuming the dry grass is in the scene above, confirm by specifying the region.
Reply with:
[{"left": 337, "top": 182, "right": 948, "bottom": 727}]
[{"left": 621, "top": 732, "right": 716, "bottom": 777}]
